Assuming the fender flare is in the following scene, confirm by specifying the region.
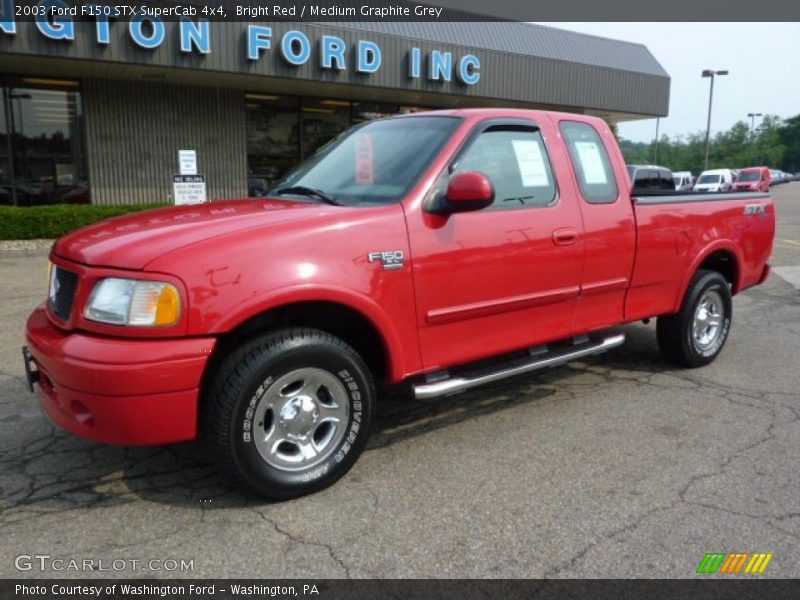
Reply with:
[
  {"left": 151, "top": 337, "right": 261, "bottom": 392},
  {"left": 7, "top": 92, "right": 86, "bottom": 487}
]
[
  {"left": 673, "top": 240, "right": 743, "bottom": 313},
  {"left": 209, "top": 284, "right": 409, "bottom": 382}
]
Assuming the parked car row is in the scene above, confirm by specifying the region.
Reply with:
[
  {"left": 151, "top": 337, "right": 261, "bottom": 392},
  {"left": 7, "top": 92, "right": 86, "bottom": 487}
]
[
  {"left": 769, "top": 169, "right": 795, "bottom": 185},
  {"left": 628, "top": 164, "right": 796, "bottom": 194}
]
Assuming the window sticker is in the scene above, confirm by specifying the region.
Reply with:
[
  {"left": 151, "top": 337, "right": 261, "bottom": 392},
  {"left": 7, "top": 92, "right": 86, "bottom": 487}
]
[
  {"left": 511, "top": 139, "right": 550, "bottom": 187},
  {"left": 354, "top": 134, "right": 374, "bottom": 185},
  {"left": 574, "top": 141, "right": 608, "bottom": 184}
]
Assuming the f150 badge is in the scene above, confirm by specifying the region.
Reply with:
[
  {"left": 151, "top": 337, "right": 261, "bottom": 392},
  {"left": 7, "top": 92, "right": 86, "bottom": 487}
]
[{"left": 368, "top": 250, "right": 405, "bottom": 270}]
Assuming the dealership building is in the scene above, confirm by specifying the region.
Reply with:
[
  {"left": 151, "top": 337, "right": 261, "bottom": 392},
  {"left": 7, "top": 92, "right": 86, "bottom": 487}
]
[{"left": 0, "top": 15, "right": 670, "bottom": 205}]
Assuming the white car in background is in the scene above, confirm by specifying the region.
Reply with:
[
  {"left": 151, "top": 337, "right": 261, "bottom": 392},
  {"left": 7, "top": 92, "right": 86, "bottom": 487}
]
[
  {"left": 672, "top": 171, "right": 694, "bottom": 191},
  {"left": 694, "top": 169, "right": 734, "bottom": 193}
]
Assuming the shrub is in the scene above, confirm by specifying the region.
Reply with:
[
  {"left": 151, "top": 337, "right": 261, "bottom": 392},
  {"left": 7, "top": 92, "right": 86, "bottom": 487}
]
[{"left": 0, "top": 204, "right": 169, "bottom": 240}]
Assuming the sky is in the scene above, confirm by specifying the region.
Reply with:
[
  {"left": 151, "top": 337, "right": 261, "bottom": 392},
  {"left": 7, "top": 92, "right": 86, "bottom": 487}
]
[{"left": 540, "top": 23, "right": 800, "bottom": 143}]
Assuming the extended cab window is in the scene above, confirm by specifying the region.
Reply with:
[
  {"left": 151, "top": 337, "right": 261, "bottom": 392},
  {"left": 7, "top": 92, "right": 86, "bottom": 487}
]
[
  {"left": 453, "top": 126, "right": 557, "bottom": 209},
  {"left": 560, "top": 121, "right": 618, "bottom": 204}
]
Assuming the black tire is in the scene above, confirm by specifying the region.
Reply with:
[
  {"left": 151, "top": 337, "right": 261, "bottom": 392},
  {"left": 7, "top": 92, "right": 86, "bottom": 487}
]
[
  {"left": 656, "top": 269, "right": 732, "bottom": 368},
  {"left": 204, "top": 327, "right": 375, "bottom": 499}
]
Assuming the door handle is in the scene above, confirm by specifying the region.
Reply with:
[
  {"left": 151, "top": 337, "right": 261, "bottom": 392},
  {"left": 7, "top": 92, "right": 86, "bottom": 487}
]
[{"left": 552, "top": 228, "right": 579, "bottom": 246}]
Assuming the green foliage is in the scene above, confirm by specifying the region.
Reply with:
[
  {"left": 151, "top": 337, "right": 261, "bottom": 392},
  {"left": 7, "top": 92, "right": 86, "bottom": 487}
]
[
  {"left": 619, "top": 114, "right": 799, "bottom": 175},
  {"left": 0, "top": 204, "right": 168, "bottom": 240},
  {"left": 778, "top": 115, "right": 800, "bottom": 173}
]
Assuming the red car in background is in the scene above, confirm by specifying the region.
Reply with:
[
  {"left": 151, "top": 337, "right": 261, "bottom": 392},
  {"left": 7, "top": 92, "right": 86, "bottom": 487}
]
[{"left": 733, "top": 167, "right": 771, "bottom": 192}]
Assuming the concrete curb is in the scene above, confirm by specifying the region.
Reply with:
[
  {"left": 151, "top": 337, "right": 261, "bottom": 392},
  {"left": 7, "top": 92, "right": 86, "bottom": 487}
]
[{"left": 0, "top": 239, "right": 54, "bottom": 251}]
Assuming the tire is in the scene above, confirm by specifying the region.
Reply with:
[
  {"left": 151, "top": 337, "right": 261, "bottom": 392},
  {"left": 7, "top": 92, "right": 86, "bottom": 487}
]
[
  {"left": 204, "top": 327, "right": 375, "bottom": 499},
  {"left": 656, "top": 269, "right": 732, "bottom": 368}
]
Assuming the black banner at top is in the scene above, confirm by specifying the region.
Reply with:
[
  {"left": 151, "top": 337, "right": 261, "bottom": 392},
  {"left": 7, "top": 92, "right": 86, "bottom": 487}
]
[
  {"left": 4, "top": 0, "right": 497, "bottom": 23},
  {"left": 2, "top": 0, "right": 800, "bottom": 22}
]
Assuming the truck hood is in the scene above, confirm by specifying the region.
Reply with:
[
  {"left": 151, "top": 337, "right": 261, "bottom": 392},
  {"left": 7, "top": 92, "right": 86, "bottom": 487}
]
[{"left": 53, "top": 199, "right": 328, "bottom": 270}]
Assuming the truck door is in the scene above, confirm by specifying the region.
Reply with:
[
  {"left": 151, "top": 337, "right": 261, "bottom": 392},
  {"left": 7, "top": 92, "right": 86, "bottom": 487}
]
[
  {"left": 406, "top": 117, "right": 584, "bottom": 370},
  {"left": 557, "top": 119, "right": 637, "bottom": 332}
]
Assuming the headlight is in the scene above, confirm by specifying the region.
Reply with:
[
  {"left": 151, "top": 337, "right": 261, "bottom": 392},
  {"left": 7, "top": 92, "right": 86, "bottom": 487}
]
[
  {"left": 84, "top": 278, "right": 181, "bottom": 326},
  {"left": 47, "top": 261, "right": 55, "bottom": 301}
]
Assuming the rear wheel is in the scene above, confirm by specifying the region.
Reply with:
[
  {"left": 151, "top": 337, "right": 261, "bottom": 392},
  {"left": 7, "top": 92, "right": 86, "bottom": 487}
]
[
  {"left": 205, "top": 328, "right": 375, "bottom": 499},
  {"left": 657, "top": 270, "right": 732, "bottom": 368}
]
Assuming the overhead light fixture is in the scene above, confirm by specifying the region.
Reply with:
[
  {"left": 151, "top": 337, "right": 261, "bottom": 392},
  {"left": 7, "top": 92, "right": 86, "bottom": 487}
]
[
  {"left": 20, "top": 88, "right": 72, "bottom": 97},
  {"left": 301, "top": 107, "right": 334, "bottom": 114},
  {"left": 32, "top": 98, "right": 76, "bottom": 105},
  {"left": 245, "top": 93, "right": 279, "bottom": 101},
  {"left": 34, "top": 106, "right": 75, "bottom": 112},
  {"left": 319, "top": 100, "right": 351, "bottom": 107},
  {"left": 23, "top": 78, "right": 79, "bottom": 87}
]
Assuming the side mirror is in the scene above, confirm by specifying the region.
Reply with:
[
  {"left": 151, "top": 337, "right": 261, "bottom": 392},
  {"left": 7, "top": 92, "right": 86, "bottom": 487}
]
[{"left": 432, "top": 171, "right": 494, "bottom": 214}]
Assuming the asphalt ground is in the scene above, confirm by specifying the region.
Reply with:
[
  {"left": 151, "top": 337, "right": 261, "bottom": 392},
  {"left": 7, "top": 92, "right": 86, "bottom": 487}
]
[{"left": 1, "top": 183, "right": 799, "bottom": 579}]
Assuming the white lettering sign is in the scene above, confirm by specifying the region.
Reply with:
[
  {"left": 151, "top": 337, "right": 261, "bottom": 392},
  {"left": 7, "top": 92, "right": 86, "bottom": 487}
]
[
  {"left": 178, "top": 150, "right": 197, "bottom": 175},
  {"left": 173, "top": 174, "right": 206, "bottom": 205}
]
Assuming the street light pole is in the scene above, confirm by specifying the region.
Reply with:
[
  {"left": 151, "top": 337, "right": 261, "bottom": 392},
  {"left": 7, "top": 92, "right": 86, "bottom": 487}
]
[
  {"left": 747, "top": 112, "right": 762, "bottom": 141},
  {"left": 653, "top": 117, "right": 660, "bottom": 164},
  {"left": 702, "top": 69, "right": 728, "bottom": 170}
]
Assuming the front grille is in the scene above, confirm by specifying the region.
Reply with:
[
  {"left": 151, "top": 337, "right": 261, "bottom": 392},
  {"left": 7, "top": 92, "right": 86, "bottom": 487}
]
[{"left": 49, "top": 267, "right": 79, "bottom": 321}]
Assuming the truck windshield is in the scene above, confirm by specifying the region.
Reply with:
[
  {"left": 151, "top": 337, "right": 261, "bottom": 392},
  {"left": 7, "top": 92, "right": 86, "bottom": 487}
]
[
  {"left": 698, "top": 174, "right": 721, "bottom": 184},
  {"left": 270, "top": 116, "right": 462, "bottom": 206},
  {"left": 738, "top": 171, "right": 760, "bottom": 182}
]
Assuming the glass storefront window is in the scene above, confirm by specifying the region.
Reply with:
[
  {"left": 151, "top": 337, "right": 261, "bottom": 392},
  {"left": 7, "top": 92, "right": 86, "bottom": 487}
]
[
  {"left": 300, "top": 99, "right": 350, "bottom": 159},
  {"left": 398, "top": 105, "right": 432, "bottom": 114},
  {"left": 246, "top": 94, "right": 300, "bottom": 197},
  {"left": 0, "top": 79, "right": 88, "bottom": 205},
  {"left": 244, "top": 94, "right": 434, "bottom": 197},
  {"left": 352, "top": 102, "right": 398, "bottom": 124}
]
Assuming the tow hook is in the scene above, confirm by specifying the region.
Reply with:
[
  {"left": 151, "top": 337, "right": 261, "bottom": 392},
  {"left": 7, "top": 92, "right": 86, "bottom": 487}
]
[{"left": 22, "top": 346, "right": 39, "bottom": 393}]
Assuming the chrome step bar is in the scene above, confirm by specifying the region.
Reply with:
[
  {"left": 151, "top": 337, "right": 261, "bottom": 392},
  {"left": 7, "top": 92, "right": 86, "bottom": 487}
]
[{"left": 412, "top": 333, "right": 626, "bottom": 400}]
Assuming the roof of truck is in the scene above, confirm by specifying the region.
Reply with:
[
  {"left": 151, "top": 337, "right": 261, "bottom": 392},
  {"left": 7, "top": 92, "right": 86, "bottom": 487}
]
[{"left": 398, "top": 108, "right": 607, "bottom": 125}]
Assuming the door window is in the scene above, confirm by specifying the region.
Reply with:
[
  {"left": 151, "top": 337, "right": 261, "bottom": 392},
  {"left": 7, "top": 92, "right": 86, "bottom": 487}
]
[
  {"left": 559, "top": 121, "right": 618, "bottom": 204},
  {"left": 452, "top": 126, "right": 557, "bottom": 210}
]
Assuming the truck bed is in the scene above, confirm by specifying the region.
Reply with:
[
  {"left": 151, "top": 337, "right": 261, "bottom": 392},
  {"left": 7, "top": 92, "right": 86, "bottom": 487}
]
[{"left": 625, "top": 191, "right": 774, "bottom": 321}]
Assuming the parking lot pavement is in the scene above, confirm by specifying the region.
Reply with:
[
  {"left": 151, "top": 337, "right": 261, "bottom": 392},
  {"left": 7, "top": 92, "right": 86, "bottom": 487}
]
[{"left": 1, "top": 184, "right": 799, "bottom": 579}]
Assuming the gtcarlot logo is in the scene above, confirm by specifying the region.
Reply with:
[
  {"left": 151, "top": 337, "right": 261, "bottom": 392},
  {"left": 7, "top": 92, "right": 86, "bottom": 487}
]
[{"left": 14, "top": 554, "right": 194, "bottom": 572}]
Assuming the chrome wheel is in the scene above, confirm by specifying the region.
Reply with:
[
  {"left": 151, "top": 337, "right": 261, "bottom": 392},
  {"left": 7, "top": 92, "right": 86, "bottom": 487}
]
[
  {"left": 252, "top": 367, "right": 350, "bottom": 471},
  {"left": 692, "top": 290, "right": 724, "bottom": 351}
]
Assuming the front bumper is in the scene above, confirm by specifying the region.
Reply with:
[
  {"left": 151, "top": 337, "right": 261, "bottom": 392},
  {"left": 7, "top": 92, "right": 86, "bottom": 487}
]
[{"left": 25, "top": 306, "right": 216, "bottom": 445}]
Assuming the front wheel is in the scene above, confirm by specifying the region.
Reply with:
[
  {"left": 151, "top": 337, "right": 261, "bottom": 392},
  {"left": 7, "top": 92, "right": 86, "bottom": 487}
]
[
  {"left": 656, "top": 270, "right": 732, "bottom": 368},
  {"left": 204, "top": 328, "right": 375, "bottom": 499}
]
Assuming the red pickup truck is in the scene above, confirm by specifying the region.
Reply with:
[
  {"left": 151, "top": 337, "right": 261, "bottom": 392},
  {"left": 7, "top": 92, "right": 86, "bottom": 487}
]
[{"left": 24, "top": 109, "right": 775, "bottom": 498}]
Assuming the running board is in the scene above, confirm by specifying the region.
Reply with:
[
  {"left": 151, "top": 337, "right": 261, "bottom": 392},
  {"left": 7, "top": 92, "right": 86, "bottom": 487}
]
[{"left": 412, "top": 333, "right": 626, "bottom": 400}]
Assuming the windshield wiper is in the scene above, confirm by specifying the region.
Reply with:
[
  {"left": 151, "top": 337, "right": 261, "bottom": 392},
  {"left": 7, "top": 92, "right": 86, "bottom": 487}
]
[
  {"left": 273, "top": 186, "right": 341, "bottom": 206},
  {"left": 501, "top": 195, "right": 536, "bottom": 204}
]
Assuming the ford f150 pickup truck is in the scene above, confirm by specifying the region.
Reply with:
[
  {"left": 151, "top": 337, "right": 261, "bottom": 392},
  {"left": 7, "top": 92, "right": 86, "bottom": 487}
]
[{"left": 24, "top": 109, "right": 775, "bottom": 498}]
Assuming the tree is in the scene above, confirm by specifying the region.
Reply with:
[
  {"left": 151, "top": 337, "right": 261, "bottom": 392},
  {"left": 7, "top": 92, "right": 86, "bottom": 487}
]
[
  {"left": 778, "top": 114, "right": 800, "bottom": 173},
  {"left": 618, "top": 114, "right": 796, "bottom": 174}
]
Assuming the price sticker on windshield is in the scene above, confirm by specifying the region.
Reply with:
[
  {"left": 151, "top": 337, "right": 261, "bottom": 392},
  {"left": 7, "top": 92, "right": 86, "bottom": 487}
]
[{"left": 355, "top": 135, "right": 374, "bottom": 185}]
